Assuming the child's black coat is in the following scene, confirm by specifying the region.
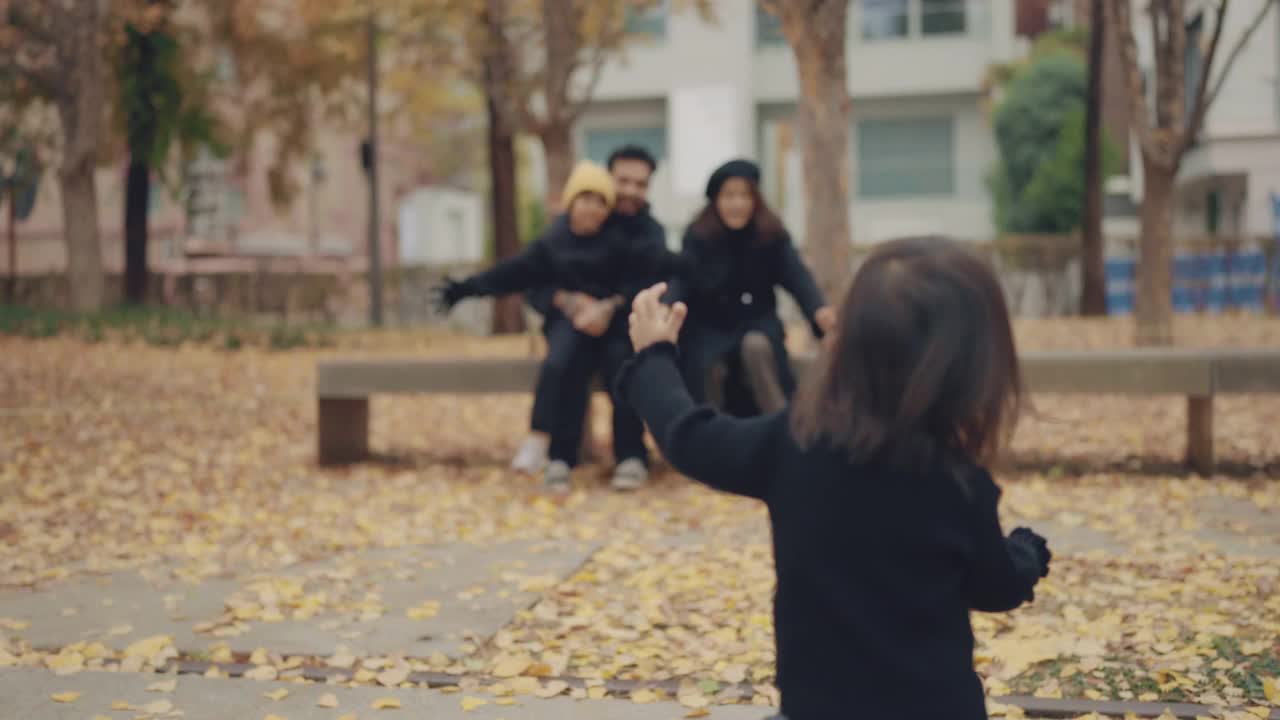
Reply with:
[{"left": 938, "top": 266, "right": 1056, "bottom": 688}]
[{"left": 617, "top": 342, "right": 1039, "bottom": 720}]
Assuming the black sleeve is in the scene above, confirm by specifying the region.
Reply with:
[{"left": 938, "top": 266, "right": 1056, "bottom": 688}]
[
  {"left": 620, "top": 223, "right": 675, "bottom": 303},
  {"left": 464, "top": 239, "right": 554, "bottom": 297},
  {"left": 526, "top": 286, "right": 556, "bottom": 316},
  {"left": 663, "top": 229, "right": 704, "bottom": 306},
  {"left": 617, "top": 342, "right": 778, "bottom": 501},
  {"left": 777, "top": 232, "right": 828, "bottom": 338},
  {"left": 964, "top": 470, "right": 1040, "bottom": 612}
]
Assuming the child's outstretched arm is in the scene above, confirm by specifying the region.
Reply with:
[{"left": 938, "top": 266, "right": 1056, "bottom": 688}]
[
  {"left": 616, "top": 284, "right": 779, "bottom": 501},
  {"left": 964, "top": 470, "right": 1051, "bottom": 612},
  {"left": 438, "top": 240, "right": 555, "bottom": 311}
]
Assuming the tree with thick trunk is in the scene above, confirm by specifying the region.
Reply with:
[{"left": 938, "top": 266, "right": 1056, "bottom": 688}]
[
  {"left": 766, "top": 0, "right": 853, "bottom": 301},
  {"left": 480, "top": 0, "right": 526, "bottom": 334},
  {"left": 1080, "top": 0, "right": 1107, "bottom": 315},
  {"left": 1108, "top": 0, "right": 1277, "bottom": 344},
  {"left": 5, "top": 0, "right": 112, "bottom": 311}
]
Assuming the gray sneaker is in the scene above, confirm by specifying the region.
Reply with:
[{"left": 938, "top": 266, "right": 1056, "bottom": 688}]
[
  {"left": 543, "top": 460, "right": 572, "bottom": 494},
  {"left": 611, "top": 458, "right": 649, "bottom": 491}
]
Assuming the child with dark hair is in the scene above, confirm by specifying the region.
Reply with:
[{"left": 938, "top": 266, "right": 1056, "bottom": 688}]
[
  {"left": 618, "top": 236, "right": 1052, "bottom": 720},
  {"left": 666, "top": 159, "right": 833, "bottom": 416}
]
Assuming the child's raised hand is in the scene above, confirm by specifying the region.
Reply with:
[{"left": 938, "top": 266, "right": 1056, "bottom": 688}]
[{"left": 629, "top": 283, "right": 687, "bottom": 352}]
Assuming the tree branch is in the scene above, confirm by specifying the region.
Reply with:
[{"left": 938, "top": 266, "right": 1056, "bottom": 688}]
[
  {"left": 1109, "top": 0, "right": 1156, "bottom": 158},
  {"left": 1183, "top": 0, "right": 1277, "bottom": 155},
  {"left": 5, "top": 0, "right": 57, "bottom": 46},
  {"left": 566, "top": 2, "right": 627, "bottom": 124},
  {"left": 1181, "top": 0, "right": 1228, "bottom": 154}
]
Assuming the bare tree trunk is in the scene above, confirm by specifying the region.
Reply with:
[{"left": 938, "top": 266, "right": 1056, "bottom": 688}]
[
  {"left": 60, "top": 160, "right": 105, "bottom": 311},
  {"left": 777, "top": 1, "right": 853, "bottom": 301},
  {"left": 1080, "top": 0, "right": 1107, "bottom": 316},
  {"left": 1135, "top": 155, "right": 1175, "bottom": 346},
  {"left": 53, "top": 0, "right": 109, "bottom": 312},
  {"left": 486, "top": 89, "right": 524, "bottom": 335},
  {"left": 539, "top": 123, "right": 574, "bottom": 211}
]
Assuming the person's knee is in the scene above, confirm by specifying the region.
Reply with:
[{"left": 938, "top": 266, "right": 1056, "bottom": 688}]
[{"left": 740, "top": 331, "right": 774, "bottom": 363}]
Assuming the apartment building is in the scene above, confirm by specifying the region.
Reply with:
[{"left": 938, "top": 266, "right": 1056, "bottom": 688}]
[{"left": 563, "top": 0, "right": 1020, "bottom": 247}]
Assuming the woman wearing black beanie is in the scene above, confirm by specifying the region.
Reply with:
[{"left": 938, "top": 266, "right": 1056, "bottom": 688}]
[{"left": 666, "top": 159, "right": 834, "bottom": 415}]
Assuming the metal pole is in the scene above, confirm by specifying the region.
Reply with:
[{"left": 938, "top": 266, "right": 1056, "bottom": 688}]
[{"left": 366, "top": 11, "right": 384, "bottom": 327}]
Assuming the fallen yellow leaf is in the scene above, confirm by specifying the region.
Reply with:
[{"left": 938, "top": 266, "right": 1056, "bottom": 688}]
[
  {"left": 461, "top": 696, "right": 488, "bottom": 711},
  {"left": 264, "top": 688, "right": 289, "bottom": 701},
  {"left": 147, "top": 678, "right": 178, "bottom": 693},
  {"left": 631, "top": 688, "right": 657, "bottom": 704},
  {"left": 141, "top": 699, "right": 174, "bottom": 714},
  {"left": 491, "top": 655, "right": 530, "bottom": 678},
  {"left": 244, "top": 665, "right": 279, "bottom": 681},
  {"left": 371, "top": 697, "right": 401, "bottom": 710},
  {"left": 264, "top": 715, "right": 288, "bottom": 720},
  {"left": 535, "top": 680, "right": 569, "bottom": 699},
  {"left": 50, "top": 691, "right": 80, "bottom": 703},
  {"left": 123, "top": 634, "right": 173, "bottom": 659},
  {"left": 678, "top": 692, "right": 710, "bottom": 709},
  {"left": 1245, "top": 708, "right": 1271, "bottom": 719},
  {"left": 338, "top": 715, "right": 358, "bottom": 720},
  {"left": 317, "top": 693, "right": 339, "bottom": 708},
  {"left": 1264, "top": 677, "right": 1279, "bottom": 706},
  {"left": 685, "top": 710, "right": 711, "bottom": 719},
  {"left": 376, "top": 666, "right": 410, "bottom": 687},
  {"left": 111, "top": 700, "right": 132, "bottom": 710}
]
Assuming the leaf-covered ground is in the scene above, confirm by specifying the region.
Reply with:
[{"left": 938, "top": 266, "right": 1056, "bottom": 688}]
[{"left": 2, "top": 315, "right": 1278, "bottom": 716}]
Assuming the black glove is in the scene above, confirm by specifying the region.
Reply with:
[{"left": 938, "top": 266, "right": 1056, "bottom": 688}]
[
  {"left": 433, "top": 277, "right": 474, "bottom": 313},
  {"left": 1009, "top": 526, "right": 1052, "bottom": 576},
  {"left": 1006, "top": 527, "right": 1051, "bottom": 602}
]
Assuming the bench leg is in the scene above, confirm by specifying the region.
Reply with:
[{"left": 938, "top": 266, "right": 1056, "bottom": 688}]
[
  {"left": 318, "top": 397, "right": 370, "bottom": 465},
  {"left": 1186, "top": 395, "right": 1214, "bottom": 476}
]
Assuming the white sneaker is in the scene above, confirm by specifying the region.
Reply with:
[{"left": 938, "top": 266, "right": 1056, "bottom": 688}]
[
  {"left": 543, "top": 460, "right": 572, "bottom": 494},
  {"left": 511, "top": 434, "right": 549, "bottom": 474},
  {"left": 611, "top": 458, "right": 649, "bottom": 491}
]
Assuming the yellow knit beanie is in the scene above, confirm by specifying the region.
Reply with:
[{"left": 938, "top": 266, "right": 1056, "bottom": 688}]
[{"left": 560, "top": 160, "right": 615, "bottom": 211}]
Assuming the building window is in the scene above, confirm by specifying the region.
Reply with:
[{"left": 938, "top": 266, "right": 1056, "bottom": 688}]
[
  {"left": 863, "top": 0, "right": 909, "bottom": 40},
  {"left": 922, "top": 0, "right": 966, "bottom": 35},
  {"left": 755, "top": 2, "right": 786, "bottom": 46},
  {"left": 857, "top": 116, "right": 955, "bottom": 197},
  {"left": 624, "top": 1, "right": 666, "bottom": 39},
  {"left": 584, "top": 127, "right": 667, "bottom": 167}
]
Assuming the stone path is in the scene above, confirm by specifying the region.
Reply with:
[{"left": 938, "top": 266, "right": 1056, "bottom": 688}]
[
  {"left": 0, "top": 667, "right": 770, "bottom": 720},
  {"left": 1, "top": 485, "right": 1275, "bottom": 719},
  {"left": 2, "top": 540, "right": 596, "bottom": 659}
]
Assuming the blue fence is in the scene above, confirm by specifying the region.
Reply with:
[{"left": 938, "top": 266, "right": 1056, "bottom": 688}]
[{"left": 1106, "top": 240, "right": 1279, "bottom": 315}]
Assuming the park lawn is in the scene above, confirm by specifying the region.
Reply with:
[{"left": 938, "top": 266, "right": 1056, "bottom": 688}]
[{"left": 2, "top": 320, "right": 1278, "bottom": 710}]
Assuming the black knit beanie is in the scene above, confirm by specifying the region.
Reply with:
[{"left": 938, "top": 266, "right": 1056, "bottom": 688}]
[{"left": 705, "top": 159, "right": 760, "bottom": 200}]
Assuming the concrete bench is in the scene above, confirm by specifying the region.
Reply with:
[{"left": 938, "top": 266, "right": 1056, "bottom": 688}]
[{"left": 317, "top": 349, "right": 1280, "bottom": 474}]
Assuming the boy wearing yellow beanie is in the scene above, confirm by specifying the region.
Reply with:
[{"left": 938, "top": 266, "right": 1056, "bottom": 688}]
[{"left": 436, "top": 159, "right": 672, "bottom": 493}]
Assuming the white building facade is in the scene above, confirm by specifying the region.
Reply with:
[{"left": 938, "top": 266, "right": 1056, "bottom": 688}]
[
  {"left": 1139, "top": 1, "right": 1280, "bottom": 240},
  {"left": 568, "top": 0, "right": 1021, "bottom": 247}
]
